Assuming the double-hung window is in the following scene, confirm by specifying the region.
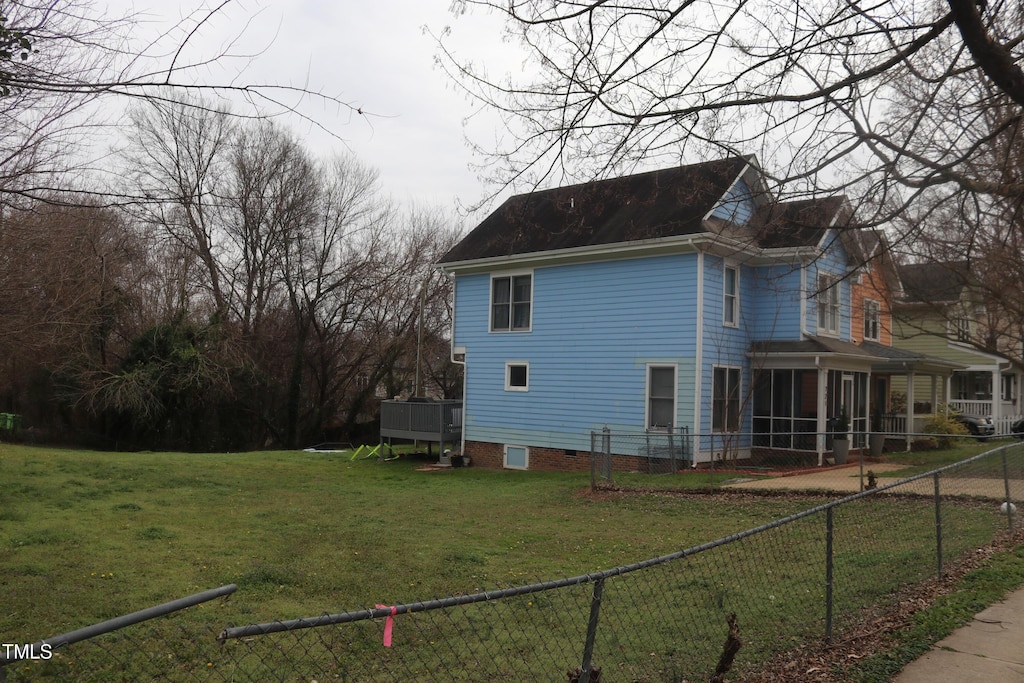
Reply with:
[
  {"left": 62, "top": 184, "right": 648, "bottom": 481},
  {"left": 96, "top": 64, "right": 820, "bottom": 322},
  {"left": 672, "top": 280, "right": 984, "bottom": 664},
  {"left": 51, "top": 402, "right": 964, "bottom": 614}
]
[
  {"left": 817, "top": 273, "right": 840, "bottom": 335},
  {"left": 1002, "top": 374, "right": 1016, "bottom": 403},
  {"left": 712, "top": 367, "right": 741, "bottom": 432},
  {"left": 647, "top": 365, "right": 676, "bottom": 430},
  {"left": 491, "top": 274, "right": 532, "bottom": 331},
  {"left": 953, "top": 316, "right": 971, "bottom": 343},
  {"left": 863, "top": 299, "right": 880, "bottom": 341},
  {"left": 723, "top": 264, "right": 739, "bottom": 326}
]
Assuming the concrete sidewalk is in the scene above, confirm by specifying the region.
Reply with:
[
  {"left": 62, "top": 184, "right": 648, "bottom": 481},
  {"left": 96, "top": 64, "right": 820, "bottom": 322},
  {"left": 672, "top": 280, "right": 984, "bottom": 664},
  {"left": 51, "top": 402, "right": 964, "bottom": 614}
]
[{"left": 894, "top": 588, "right": 1024, "bottom": 682}]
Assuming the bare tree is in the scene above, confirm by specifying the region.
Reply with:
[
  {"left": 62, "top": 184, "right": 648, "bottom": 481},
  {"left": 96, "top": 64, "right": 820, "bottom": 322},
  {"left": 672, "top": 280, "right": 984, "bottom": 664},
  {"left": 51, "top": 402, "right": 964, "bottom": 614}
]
[
  {"left": 0, "top": 0, "right": 366, "bottom": 208},
  {"left": 226, "top": 121, "right": 318, "bottom": 341},
  {"left": 441, "top": 0, "right": 1024, "bottom": 226},
  {"left": 121, "top": 97, "right": 233, "bottom": 315},
  {"left": 275, "top": 151, "right": 390, "bottom": 447}
]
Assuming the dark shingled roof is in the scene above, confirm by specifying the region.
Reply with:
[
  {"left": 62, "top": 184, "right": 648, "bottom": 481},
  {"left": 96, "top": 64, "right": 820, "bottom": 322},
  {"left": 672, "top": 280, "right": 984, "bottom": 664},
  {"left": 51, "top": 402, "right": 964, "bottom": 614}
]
[
  {"left": 752, "top": 197, "right": 847, "bottom": 249},
  {"left": 899, "top": 261, "right": 970, "bottom": 304},
  {"left": 440, "top": 157, "right": 750, "bottom": 263},
  {"left": 442, "top": 158, "right": 853, "bottom": 264}
]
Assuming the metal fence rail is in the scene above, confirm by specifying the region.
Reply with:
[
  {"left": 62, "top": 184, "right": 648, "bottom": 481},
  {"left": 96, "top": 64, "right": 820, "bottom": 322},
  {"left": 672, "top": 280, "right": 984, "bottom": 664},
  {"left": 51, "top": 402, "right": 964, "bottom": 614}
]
[
  {"left": 212, "top": 444, "right": 1023, "bottom": 682},
  {"left": 0, "top": 586, "right": 236, "bottom": 682},
  {"left": 5, "top": 446, "right": 1023, "bottom": 682}
]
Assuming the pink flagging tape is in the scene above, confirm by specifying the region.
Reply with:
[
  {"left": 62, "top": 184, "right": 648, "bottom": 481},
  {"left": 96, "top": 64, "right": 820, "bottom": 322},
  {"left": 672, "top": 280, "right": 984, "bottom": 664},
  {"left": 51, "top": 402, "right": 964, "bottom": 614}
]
[{"left": 375, "top": 605, "right": 398, "bottom": 647}]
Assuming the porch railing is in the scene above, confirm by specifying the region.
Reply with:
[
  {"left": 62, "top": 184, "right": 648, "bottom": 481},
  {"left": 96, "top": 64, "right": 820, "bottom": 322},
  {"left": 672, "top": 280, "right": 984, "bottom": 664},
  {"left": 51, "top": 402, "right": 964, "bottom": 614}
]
[
  {"left": 884, "top": 412, "right": 1023, "bottom": 437},
  {"left": 948, "top": 399, "right": 993, "bottom": 416}
]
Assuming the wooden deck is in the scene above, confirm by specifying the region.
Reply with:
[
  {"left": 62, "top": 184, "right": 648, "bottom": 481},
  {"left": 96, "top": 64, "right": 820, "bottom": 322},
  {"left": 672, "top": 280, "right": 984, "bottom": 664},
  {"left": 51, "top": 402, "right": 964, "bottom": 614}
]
[{"left": 380, "top": 399, "right": 463, "bottom": 445}]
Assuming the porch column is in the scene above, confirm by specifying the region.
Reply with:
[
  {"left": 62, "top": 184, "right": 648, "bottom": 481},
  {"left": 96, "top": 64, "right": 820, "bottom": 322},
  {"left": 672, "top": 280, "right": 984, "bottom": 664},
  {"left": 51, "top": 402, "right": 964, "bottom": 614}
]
[
  {"left": 865, "top": 371, "right": 872, "bottom": 443},
  {"left": 905, "top": 372, "right": 915, "bottom": 452},
  {"left": 817, "top": 366, "right": 827, "bottom": 466},
  {"left": 930, "top": 376, "right": 938, "bottom": 415},
  {"left": 1011, "top": 370, "right": 1019, "bottom": 419},
  {"left": 993, "top": 369, "right": 1001, "bottom": 422}
]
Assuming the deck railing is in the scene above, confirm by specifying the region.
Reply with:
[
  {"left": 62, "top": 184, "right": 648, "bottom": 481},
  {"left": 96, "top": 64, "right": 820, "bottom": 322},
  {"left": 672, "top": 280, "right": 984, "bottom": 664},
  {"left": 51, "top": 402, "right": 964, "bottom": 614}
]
[{"left": 380, "top": 399, "right": 463, "bottom": 440}]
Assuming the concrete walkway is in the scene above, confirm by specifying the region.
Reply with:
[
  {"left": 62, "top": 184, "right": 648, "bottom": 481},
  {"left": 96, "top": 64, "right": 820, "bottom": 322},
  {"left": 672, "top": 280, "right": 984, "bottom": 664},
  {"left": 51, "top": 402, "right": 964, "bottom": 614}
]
[
  {"left": 725, "top": 463, "right": 906, "bottom": 494},
  {"left": 725, "top": 463, "right": 1019, "bottom": 500},
  {"left": 894, "top": 588, "right": 1024, "bottom": 682}
]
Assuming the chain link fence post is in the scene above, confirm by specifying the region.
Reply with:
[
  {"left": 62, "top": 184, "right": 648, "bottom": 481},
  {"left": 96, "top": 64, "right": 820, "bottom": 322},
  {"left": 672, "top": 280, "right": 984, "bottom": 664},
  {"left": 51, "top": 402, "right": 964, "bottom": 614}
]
[
  {"left": 578, "top": 577, "right": 605, "bottom": 683},
  {"left": 934, "top": 472, "right": 944, "bottom": 578},
  {"left": 825, "top": 505, "right": 834, "bottom": 643},
  {"left": 1003, "top": 449, "right": 1015, "bottom": 533}
]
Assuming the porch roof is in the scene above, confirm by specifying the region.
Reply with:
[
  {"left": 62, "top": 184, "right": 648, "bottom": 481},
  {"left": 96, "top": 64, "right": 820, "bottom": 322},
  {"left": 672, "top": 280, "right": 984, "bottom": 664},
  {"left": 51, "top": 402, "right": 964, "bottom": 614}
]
[
  {"left": 750, "top": 336, "right": 879, "bottom": 369},
  {"left": 750, "top": 336, "right": 966, "bottom": 376},
  {"left": 858, "top": 341, "right": 966, "bottom": 376}
]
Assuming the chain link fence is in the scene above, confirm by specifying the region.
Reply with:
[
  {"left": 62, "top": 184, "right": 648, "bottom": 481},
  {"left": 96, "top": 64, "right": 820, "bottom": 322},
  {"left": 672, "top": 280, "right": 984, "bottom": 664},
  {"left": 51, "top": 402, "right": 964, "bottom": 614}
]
[
  {"left": 590, "top": 427, "right": 1019, "bottom": 492},
  {"left": 3, "top": 444, "right": 1022, "bottom": 682}
]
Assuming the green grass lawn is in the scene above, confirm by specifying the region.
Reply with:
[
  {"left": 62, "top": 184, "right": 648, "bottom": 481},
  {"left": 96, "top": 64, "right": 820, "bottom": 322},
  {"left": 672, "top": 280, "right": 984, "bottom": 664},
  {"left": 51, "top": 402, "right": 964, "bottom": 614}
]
[
  {"left": 0, "top": 444, "right": 822, "bottom": 637},
  {"left": 876, "top": 438, "right": 1018, "bottom": 478},
  {"left": 0, "top": 442, "right": 1015, "bottom": 681}
]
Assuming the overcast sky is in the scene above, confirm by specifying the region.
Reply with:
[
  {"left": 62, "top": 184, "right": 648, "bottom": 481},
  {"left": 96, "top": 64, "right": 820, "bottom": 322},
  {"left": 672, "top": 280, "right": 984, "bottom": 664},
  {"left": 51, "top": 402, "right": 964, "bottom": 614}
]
[{"left": 102, "top": 0, "right": 520, "bottom": 217}]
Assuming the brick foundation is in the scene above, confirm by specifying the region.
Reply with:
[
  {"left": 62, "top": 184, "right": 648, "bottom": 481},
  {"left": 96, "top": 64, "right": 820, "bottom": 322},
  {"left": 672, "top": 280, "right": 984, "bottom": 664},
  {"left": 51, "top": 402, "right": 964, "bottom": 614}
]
[{"left": 463, "top": 440, "right": 672, "bottom": 473}]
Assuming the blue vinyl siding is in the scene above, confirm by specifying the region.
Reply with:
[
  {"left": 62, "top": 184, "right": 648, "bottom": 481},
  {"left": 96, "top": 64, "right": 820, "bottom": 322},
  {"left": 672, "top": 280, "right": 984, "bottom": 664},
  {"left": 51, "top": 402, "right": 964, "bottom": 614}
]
[
  {"left": 455, "top": 255, "right": 701, "bottom": 451},
  {"left": 453, "top": 228, "right": 855, "bottom": 456},
  {"left": 806, "top": 233, "right": 851, "bottom": 339},
  {"left": 751, "top": 265, "right": 803, "bottom": 340},
  {"left": 700, "top": 256, "right": 754, "bottom": 435},
  {"left": 711, "top": 178, "right": 755, "bottom": 225}
]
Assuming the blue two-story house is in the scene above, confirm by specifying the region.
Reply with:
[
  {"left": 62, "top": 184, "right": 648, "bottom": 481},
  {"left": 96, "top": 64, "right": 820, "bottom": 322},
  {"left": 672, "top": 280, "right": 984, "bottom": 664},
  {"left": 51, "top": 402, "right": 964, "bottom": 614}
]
[{"left": 439, "top": 156, "right": 882, "bottom": 470}]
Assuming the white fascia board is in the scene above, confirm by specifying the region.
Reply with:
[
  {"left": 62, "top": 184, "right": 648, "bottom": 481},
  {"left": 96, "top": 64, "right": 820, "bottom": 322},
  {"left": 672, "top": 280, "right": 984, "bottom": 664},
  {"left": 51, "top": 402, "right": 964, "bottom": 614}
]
[
  {"left": 438, "top": 232, "right": 815, "bottom": 276},
  {"left": 746, "top": 246, "right": 816, "bottom": 266},
  {"left": 749, "top": 350, "right": 878, "bottom": 371},
  {"left": 437, "top": 233, "right": 709, "bottom": 275},
  {"left": 945, "top": 341, "right": 1015, "bottom": 365}
]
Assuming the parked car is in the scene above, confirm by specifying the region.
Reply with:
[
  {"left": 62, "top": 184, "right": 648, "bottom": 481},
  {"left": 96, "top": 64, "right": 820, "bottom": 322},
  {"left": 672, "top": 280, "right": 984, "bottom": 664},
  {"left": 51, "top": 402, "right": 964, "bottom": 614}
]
[
  {"left": 953, "top": 413, "right": 995, "bottom": 440},
  {"left": 1012, "top": 418, "right": 1024, "bottom": 439}
]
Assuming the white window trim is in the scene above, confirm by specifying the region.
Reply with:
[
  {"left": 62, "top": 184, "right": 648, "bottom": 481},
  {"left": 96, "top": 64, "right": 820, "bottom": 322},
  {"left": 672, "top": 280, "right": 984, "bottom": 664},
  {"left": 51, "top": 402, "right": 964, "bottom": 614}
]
[
  {"left": 503, "top": 445, "right": 529, "bottom": 470},
  {"left": 505, "top": 361, "right": 530, "bottom": 392},
  {"left": 712, "top": 365, "right": 742, "bottom": 433},
  {"left": 489, "top": 270, "right": 534, "bottom": 333},
  {"left": 863, "top": 298, "right": 880, "bottom": 342},
  {"left": 1002, "top": 374, "right": 1016, "bottom": 402},
  {"left": 645, "top": 363, "right": 678, "bottom": 431},
  {"left": 817, "top": 273, "right": 841, "bottom": 337},
  {"left": 951, "top": 316, "right": 971, "bottom": 343},
  {"left": 723, "top": 262, "right": 739, "bottom": 328}
]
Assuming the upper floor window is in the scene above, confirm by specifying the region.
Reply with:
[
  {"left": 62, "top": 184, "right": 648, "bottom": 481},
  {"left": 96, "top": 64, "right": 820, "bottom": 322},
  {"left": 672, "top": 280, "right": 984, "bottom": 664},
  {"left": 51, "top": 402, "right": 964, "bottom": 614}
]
[
  {"left": 817, "top": 273, "right": 840, "bottom": 336},
  {"left": 863, "top": 299, "right": 880, "bottom": 341},
  {"left": 953, "top": 316, "right": 971, "bottom": 343},
  {"left": 491, "top": 274, "right": 532, "bottom": 331},
  {"left": 723, "top": 264, "right": 739, "bottom": 327}
]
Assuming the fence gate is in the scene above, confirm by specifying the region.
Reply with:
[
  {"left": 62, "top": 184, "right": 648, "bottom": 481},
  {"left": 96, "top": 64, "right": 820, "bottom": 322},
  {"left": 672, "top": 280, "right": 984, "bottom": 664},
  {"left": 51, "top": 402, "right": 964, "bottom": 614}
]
[{"left": 590, "top": 427, "right": 691, "bottom": 486}]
